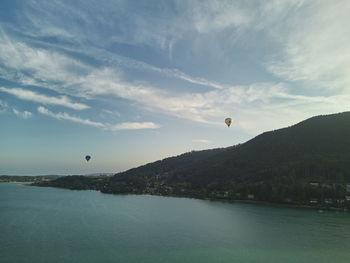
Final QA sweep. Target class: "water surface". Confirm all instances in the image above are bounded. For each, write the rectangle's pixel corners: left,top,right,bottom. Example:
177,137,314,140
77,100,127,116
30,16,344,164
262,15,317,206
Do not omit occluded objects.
1,183,350,262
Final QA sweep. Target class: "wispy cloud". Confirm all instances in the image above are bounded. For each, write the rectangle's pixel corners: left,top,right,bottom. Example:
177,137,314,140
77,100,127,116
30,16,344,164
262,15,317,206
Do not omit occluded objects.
266,1,350,93
160,68,224,90
13,108,32,119
0,87,89,110
38,106,104,127
0,32,344,135
188,1,251,33
109,122,159,131
192,139,211,144
1,0,349,136
0,99,32,118
37,106,159,131
78,68,338,129
0,99,8,112
0,31,91,96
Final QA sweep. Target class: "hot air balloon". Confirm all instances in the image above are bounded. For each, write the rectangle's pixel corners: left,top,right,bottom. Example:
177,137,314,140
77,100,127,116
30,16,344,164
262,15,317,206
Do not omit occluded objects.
225,118,232,127
85,155,91,162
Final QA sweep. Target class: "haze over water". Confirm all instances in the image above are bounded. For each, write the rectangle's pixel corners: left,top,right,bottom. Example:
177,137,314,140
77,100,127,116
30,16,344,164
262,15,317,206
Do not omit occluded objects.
1,182,350,263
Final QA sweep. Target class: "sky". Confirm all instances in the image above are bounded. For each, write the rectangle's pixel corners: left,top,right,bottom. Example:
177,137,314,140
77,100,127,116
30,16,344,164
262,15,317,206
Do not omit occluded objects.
1,0,350,175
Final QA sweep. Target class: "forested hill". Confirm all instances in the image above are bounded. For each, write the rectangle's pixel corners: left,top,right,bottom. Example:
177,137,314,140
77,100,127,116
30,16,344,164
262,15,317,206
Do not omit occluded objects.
35,112,350,208
174,111,350,187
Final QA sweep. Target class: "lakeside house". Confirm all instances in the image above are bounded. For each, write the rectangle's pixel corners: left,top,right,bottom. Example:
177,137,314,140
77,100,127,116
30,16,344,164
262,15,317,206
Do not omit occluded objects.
248,194,254,199
310,198,318,204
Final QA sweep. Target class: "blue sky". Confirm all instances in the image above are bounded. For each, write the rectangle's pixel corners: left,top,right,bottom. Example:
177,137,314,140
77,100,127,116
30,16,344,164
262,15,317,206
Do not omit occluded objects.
1,0,350,175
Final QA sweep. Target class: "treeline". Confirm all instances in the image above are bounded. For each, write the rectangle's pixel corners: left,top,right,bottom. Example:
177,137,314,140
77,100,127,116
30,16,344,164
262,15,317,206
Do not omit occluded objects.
0,175,61,182
34,175,109,190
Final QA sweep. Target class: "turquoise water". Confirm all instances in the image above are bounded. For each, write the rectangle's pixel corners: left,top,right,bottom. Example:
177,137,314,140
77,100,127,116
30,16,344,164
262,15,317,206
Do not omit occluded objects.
1,183,350,263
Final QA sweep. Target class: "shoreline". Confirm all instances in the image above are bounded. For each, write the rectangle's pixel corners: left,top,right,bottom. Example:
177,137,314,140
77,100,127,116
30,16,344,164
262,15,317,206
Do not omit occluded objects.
203,198,348,212
165,194,349,212
29,182,349,212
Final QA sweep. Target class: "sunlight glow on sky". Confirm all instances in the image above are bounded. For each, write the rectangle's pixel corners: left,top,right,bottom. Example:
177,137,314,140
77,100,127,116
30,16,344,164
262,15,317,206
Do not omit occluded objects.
1,0,350,175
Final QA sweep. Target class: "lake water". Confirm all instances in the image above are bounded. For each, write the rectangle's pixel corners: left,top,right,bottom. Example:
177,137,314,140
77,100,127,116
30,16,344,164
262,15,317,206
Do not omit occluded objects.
1,182,350,263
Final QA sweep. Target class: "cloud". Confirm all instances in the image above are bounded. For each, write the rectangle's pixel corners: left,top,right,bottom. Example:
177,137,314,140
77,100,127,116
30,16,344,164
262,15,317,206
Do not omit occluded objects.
84,47,228,91
0,99,8,108
109,122,159,130
0,31,92,96
266,1,350,93
37,106,159,131
159,68,224,90
0,32,224,125
79,67,338,129
0,32,344,135
187,0,252,33
0,99,8,112
0,87,89,110
0,29,217,96
192,139,211,144
1,1,349,136
37,106,104,127
13,108,32,119
42,63,340,134
0,99,32,118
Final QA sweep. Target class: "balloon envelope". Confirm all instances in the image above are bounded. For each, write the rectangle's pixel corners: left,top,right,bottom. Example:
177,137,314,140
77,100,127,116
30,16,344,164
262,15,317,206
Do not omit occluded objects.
85,155,91,162
225,118,232,127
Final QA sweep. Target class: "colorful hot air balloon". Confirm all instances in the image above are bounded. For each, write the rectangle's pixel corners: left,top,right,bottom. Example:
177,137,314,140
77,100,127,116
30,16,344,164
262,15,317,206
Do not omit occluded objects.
225,118,232,127
85,155,91,162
